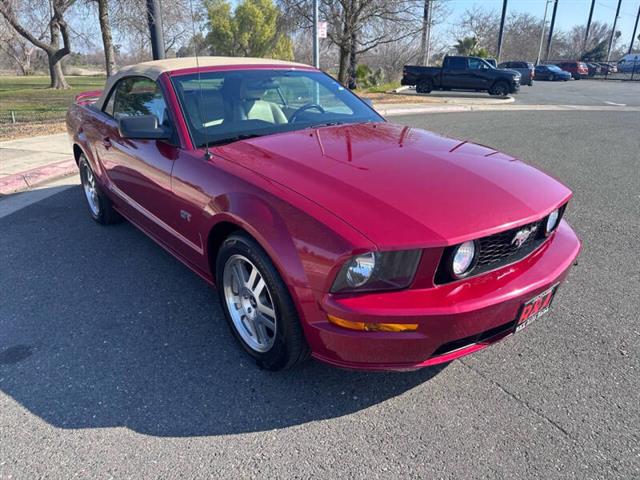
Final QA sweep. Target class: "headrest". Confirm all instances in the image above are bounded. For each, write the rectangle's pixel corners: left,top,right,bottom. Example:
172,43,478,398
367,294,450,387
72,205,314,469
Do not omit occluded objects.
240,79,278,100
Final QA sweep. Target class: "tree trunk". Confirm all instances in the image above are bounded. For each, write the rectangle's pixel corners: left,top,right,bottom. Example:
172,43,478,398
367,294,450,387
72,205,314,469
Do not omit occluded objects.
418,1,429,65
337,46,349,84
97,0,117,77
347,28,357,89
48,53,69,89
48,17,69,89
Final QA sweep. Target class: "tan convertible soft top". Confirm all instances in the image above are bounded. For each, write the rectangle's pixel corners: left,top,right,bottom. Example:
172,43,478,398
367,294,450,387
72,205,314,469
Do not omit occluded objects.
95,56,311,110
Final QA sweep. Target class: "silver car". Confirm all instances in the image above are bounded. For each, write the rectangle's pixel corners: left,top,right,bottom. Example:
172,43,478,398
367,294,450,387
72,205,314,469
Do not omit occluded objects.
498,61,534,86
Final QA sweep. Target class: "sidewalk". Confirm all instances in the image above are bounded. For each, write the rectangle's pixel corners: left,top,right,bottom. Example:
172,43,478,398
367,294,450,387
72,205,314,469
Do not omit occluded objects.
0,133,75,195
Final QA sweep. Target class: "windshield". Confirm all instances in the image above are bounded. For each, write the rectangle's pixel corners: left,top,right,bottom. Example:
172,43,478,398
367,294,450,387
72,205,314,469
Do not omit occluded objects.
547,65,562,72
171,69,383,148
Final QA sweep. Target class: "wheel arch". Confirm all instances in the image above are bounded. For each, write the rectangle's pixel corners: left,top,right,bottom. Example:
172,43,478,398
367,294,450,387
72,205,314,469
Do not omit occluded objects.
72,144,84,166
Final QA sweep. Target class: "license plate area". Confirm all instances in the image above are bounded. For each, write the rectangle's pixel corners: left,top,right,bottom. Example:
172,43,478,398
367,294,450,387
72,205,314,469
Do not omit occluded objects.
515,284,558,333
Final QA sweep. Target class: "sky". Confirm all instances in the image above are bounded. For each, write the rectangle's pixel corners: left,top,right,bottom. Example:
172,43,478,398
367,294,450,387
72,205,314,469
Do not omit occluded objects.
442,0,639,48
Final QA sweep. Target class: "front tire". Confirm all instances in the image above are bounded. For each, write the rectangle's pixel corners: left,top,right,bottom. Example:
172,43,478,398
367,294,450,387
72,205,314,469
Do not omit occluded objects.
489,81,509,96
78,155,120,225
216,233,310,371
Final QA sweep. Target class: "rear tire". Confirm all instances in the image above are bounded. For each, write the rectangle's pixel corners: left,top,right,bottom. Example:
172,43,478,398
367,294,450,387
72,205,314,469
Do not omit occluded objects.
416,79,433,94
78,154,121,225
216,233,310,371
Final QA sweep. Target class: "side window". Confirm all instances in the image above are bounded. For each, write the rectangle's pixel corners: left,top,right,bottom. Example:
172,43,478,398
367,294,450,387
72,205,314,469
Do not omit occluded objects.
103,91,115,116
108,77,170,126
448,57,467,70
469,58,484,70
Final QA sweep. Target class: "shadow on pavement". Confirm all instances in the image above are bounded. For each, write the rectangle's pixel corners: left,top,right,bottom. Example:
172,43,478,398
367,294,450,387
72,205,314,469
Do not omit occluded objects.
0,187,445,437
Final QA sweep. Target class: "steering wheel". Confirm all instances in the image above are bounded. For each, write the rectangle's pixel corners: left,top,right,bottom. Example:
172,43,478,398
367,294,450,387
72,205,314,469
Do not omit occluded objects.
289,103,325,123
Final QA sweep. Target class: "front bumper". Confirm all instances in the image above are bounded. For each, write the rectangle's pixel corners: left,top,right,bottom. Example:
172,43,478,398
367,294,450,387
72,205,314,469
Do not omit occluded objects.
306,220,581,371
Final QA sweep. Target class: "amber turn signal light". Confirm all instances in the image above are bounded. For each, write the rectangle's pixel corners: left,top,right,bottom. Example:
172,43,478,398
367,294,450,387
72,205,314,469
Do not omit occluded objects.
327,315,418,332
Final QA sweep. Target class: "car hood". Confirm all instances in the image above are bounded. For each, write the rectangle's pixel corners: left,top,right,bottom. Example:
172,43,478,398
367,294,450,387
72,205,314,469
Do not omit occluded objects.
217,122,571,248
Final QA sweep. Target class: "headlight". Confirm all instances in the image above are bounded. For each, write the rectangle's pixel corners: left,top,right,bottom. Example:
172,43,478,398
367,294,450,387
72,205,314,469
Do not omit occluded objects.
331,250,422,293
451,241,477,277
345,252,376,288
546,209,560,235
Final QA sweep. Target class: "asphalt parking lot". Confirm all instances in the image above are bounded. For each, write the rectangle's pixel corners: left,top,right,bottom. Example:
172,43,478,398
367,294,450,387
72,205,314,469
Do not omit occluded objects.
1,110,639,478
515,78,640,106
401,78,640,107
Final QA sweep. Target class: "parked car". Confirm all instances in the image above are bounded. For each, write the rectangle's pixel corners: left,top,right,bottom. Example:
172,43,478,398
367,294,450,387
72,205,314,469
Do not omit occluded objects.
498,61,535,86
402,56,521,96
66,57,580,371
556,61,589,79
585,63,601,76
617,54,640,73
534,64,571,81
485,58,498,68
596,62,617,74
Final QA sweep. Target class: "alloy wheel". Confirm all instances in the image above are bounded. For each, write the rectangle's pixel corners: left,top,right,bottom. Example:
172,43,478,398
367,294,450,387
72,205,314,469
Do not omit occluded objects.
81,161,100,217
222,254,278,353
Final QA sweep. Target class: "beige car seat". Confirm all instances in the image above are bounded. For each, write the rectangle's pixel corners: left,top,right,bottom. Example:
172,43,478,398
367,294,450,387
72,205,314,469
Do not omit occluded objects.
239,82,288,124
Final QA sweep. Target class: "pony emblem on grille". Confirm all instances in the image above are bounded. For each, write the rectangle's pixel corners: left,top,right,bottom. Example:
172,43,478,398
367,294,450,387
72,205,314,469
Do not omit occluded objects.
511,226,538,248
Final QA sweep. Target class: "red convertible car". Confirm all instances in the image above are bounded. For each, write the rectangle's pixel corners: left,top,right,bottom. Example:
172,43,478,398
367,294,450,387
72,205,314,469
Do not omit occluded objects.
67,57,581,371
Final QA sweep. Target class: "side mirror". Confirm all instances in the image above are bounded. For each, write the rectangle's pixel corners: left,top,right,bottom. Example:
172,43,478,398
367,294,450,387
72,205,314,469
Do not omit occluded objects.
363,98,374,107
118,115,171,140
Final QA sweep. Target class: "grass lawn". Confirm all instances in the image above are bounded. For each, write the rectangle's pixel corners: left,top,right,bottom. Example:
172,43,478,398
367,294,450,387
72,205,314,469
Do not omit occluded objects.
0,75,106,140
0,75,106,120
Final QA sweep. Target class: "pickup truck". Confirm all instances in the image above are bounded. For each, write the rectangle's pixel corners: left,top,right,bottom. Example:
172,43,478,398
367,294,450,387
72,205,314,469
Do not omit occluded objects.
401,56,521,96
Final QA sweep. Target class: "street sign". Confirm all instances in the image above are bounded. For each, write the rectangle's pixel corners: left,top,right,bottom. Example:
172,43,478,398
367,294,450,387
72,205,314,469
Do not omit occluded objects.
318,21,327,39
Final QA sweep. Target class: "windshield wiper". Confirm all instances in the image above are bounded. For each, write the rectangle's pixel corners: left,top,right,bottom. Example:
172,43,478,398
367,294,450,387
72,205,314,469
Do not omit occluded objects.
202,133,266,148
307,121,344,129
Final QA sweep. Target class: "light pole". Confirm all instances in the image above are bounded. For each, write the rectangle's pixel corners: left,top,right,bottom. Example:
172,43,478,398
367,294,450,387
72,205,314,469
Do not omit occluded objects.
606,0,622,62
536,0,552,65
583,0,596,53
146,0,165,60
425,0,433,65
544,0,559,62
312,0,319,68
496,0,508,62
629,3,640,55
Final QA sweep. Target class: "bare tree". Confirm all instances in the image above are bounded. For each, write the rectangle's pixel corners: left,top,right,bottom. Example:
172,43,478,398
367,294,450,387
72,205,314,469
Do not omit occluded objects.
0,14,35,74
0,0,76,88
111,0,195,60
280,0,421,86
88,0,116,76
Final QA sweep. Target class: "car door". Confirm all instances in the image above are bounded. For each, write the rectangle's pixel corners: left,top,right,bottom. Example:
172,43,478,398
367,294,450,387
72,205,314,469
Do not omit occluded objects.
441,57,468,89
97,76,183,249
466,58,492,89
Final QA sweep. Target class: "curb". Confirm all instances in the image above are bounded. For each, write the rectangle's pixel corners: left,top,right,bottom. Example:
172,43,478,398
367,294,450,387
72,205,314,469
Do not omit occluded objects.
0,158,77,195
378,103,640,117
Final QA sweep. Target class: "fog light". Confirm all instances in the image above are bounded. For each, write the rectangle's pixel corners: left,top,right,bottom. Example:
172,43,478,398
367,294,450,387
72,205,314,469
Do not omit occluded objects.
327,315,418,332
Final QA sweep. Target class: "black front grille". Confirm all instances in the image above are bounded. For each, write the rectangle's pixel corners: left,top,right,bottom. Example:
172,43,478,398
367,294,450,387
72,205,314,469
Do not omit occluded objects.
435,206,565,284
475,218,545,268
